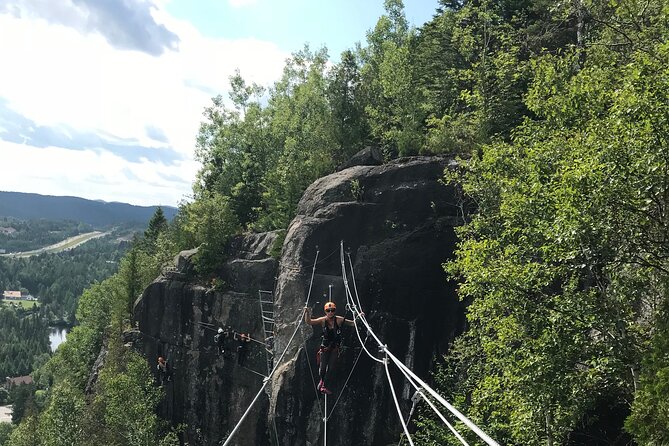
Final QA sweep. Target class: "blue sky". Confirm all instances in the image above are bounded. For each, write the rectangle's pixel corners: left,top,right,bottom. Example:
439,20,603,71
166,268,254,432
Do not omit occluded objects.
0,0,438,207
166,0,437,58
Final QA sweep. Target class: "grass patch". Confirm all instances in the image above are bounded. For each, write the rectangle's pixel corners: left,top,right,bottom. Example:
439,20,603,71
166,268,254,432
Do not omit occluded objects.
0,299,40,309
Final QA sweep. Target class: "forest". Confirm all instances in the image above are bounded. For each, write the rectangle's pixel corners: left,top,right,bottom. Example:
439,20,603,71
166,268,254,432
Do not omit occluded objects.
0,308,49,380
0,233,128,323
0,223,133,435
3,0,669,444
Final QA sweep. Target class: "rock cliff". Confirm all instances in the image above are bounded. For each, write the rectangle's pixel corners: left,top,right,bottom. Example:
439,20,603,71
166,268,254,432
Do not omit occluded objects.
133,155,467,445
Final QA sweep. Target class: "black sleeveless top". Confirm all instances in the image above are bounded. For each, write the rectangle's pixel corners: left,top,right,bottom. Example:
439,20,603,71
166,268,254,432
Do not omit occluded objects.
321,317,342,347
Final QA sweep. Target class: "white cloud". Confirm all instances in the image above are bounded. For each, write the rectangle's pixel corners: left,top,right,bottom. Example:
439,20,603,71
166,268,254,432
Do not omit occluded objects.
0,140,199,206
0,2,288,206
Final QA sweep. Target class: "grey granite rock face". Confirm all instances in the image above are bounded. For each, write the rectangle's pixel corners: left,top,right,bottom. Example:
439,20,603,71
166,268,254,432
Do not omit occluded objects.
133,156,467,445
133,231,280,446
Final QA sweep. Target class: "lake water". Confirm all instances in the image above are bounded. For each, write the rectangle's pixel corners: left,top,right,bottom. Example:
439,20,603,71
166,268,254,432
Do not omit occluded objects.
49,327,68,352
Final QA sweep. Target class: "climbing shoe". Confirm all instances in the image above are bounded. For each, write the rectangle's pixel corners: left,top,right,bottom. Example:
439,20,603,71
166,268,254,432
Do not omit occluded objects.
318,380,333,395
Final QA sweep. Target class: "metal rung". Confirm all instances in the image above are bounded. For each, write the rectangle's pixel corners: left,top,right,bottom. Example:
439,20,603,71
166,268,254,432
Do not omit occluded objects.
258,289,275,375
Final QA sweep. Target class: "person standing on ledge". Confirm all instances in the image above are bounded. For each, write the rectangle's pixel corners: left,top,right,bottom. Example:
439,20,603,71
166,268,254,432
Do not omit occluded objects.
304,302,361,394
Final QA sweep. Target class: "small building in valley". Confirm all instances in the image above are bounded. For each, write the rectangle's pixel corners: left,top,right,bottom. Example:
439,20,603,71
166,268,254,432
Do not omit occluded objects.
0,227,16,235
2,291,21,299
4,376,33,390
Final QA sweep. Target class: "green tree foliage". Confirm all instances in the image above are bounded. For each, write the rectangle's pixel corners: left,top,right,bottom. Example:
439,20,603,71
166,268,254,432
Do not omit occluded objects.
327,49,368,162
361,0,424,158
9,383,36,425
625,302,669,444
5,416,38,446
431,1,669,444
193,46,348,235
260,46,339,228
0,309,49,378
194,71,270,229
37,381,86,446
0,422,14,446
181,193,240,272
415,0,587,155
143,207,168,245
91,348,163,446
41,278,119,391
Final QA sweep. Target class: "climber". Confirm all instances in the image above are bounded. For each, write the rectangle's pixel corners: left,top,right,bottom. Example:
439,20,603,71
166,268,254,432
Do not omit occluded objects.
235,332,252,366
304,302,362,394
214,327,226,355
156,356,172,386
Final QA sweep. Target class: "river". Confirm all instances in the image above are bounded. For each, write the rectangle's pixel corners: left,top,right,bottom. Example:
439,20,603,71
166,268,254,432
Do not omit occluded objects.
49,327,68,352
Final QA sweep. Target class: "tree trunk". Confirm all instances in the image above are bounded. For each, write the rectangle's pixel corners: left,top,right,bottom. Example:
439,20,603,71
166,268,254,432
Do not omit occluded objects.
546,410,554,446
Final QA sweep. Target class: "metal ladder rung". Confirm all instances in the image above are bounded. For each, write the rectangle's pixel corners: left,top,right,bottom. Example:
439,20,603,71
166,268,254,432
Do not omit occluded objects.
259,289,276,375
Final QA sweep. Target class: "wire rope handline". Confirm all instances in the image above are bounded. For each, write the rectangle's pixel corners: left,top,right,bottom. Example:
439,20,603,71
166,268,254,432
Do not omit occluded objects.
384,346,497,446
339,241,383,364
391,357,470,446
240,365,269,379
339,241,499,446
346,251,365,312
222,249,321,446
384,348,415,446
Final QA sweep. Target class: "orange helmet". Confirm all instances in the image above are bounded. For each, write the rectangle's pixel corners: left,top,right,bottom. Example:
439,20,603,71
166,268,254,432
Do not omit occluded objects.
324,302,336,312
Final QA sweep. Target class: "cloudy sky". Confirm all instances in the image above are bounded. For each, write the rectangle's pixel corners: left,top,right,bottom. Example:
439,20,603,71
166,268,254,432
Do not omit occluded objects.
0,0,437,207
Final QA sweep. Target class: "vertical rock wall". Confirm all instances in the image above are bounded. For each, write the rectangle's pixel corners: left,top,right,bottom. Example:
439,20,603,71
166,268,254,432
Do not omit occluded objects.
133,155,467,445
269,156,466,445
133,232,280,446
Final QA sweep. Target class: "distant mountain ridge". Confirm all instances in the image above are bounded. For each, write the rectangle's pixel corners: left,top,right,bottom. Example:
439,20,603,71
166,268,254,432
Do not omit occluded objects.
0,191,178,227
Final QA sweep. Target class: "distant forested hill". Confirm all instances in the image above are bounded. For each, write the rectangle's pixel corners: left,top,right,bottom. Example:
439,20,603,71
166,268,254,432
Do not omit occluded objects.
0,191,177,227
